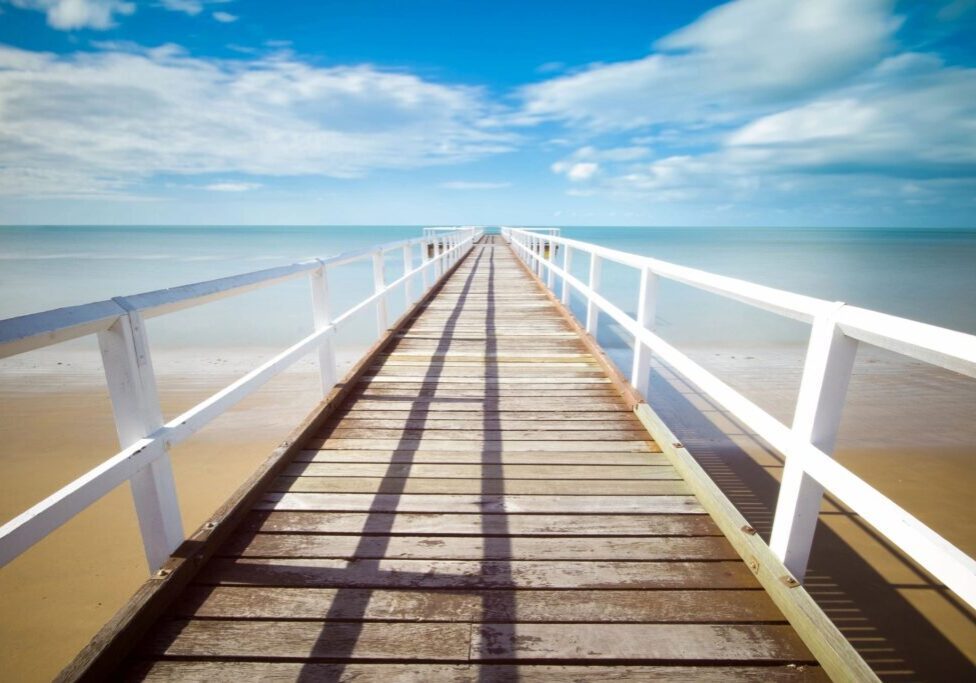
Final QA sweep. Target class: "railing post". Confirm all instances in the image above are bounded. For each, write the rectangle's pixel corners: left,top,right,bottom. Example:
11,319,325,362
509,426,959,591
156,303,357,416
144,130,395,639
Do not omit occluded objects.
97,304,183,573
561,245,573,304
372,249,388,335
309,264,338,394
770,303,858,581
630,266,659,397
421,239,432,290
546,239,555,290
585,254,602,335
402,244,414,305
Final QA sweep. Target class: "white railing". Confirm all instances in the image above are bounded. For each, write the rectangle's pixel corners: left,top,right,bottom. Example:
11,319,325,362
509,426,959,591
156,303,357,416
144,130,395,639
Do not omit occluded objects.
0,227,481,573
502,226,976,609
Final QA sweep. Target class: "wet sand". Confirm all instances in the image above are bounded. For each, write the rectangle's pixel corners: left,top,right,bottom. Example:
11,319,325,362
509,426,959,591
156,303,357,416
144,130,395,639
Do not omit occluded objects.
1,345,974,680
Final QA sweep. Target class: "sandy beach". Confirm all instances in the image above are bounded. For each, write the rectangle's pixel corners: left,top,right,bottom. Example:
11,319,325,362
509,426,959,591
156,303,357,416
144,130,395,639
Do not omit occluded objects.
1,343,974,680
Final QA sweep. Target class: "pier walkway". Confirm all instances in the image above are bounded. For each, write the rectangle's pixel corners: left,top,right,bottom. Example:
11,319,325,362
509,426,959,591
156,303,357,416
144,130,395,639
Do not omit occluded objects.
67,237,830,680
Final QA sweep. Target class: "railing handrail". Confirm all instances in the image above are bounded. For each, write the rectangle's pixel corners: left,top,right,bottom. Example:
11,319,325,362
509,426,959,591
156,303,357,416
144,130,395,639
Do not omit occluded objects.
501,226,976,611
0,236,434,360
501,228,976,378
0,227,482,572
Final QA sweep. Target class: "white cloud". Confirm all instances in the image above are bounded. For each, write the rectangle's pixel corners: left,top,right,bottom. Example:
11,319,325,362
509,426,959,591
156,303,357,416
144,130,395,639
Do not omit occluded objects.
439,181,511,190
726,56,976,177
212,10,235,22
0,44,513,197
551,160,599,182
520,0,899,131
8,0,134,29
203,182,261,192
159,0,201,15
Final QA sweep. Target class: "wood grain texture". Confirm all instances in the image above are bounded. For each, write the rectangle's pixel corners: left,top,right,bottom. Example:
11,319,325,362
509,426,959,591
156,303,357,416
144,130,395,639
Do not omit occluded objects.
126,662,829,682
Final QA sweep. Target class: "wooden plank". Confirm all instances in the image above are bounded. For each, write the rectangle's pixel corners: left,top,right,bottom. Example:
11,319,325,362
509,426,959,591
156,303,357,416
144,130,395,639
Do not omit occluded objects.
221,533,734,560
360,376,613,384
197,558,761,589
127,662,829,682
309,438,655,453
142,620,469,659
174,585,781,622
320,428,652,441
325,417,645,430
257,493,704,514
270,476,688,495
281,463,674,480
470,623,815,662
334,409,633,421
341,400,629,412
295,450,666,465
353,385,622,396
240,511,720,536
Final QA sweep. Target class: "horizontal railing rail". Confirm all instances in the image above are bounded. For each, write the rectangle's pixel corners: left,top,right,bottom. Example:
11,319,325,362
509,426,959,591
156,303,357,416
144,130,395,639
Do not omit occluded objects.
0,227,482,572
501,226,976,610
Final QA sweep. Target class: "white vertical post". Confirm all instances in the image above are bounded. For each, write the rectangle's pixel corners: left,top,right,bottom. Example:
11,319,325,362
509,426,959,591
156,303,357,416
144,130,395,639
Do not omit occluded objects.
402,244,414,305
630,267,659,397
561,245,573,304
546,239,555,290
535,236,542,276
309,264,338,394
770,303,858,581
97,305,183,573
585,254,602,335
372,249,388,335
421,239,432,289
435,239,444,278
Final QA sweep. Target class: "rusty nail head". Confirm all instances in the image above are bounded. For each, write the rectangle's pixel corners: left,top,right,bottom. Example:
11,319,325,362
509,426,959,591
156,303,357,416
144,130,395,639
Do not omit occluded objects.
741,525,757,535
781,575,800,588
672,442,684,449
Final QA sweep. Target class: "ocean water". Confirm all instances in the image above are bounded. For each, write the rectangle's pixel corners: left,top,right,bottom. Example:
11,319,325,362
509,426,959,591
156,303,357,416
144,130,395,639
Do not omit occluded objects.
1,226,974,356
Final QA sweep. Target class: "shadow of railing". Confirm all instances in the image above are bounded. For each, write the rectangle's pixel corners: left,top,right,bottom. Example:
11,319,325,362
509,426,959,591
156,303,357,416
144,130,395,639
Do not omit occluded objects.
646,362,975,680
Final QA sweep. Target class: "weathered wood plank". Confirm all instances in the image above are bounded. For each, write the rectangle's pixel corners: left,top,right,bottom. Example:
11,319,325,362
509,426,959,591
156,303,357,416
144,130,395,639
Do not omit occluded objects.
197,558,761,589
334,409,632,421
282,463,674,480
271,476,687,495
240,511,720,537
324,417,645,431
342,400,630,412
295,450,666,465
310,438,655,453
174,586,781,622
470,623,815,662
257,493,704,514
321,428,652,441
142,620,469,659
220,532,734,560
126,662,829,682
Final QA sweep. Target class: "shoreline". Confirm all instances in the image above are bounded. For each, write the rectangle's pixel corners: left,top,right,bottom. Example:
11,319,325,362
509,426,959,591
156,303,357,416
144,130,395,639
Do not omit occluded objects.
1,343,974,679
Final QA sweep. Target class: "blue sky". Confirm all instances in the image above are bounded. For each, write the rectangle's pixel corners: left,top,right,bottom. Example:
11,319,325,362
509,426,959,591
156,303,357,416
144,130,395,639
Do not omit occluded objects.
0,0,974,226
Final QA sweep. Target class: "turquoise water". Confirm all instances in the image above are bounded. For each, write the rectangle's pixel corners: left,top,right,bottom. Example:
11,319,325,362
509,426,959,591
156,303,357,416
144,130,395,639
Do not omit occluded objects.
1,226,974,352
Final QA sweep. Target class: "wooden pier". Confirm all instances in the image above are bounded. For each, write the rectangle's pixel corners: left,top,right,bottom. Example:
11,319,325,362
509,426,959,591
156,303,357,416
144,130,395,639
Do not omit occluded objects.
59,236,839,681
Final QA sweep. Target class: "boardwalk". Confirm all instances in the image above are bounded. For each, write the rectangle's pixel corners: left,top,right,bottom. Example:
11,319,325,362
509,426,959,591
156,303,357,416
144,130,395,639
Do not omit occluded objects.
76,237,827,680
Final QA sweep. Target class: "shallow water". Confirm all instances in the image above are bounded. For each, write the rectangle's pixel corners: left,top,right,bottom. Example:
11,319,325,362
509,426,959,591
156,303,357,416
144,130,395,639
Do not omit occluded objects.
2,225,974,350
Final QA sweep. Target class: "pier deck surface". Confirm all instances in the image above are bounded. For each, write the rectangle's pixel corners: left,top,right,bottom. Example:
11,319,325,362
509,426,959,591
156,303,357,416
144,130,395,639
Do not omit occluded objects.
108,237,826,680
